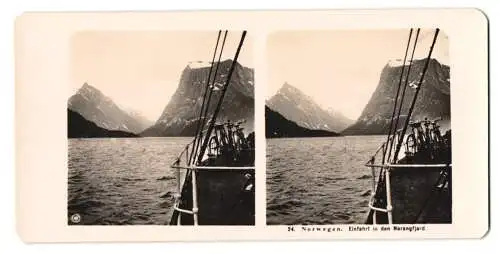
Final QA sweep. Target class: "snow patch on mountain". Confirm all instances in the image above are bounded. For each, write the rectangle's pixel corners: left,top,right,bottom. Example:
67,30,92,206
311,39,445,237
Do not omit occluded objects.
141,60,254,137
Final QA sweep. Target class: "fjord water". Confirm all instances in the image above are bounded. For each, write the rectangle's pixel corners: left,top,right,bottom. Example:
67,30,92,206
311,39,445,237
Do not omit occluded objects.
68,137,191,225
266,135,386,225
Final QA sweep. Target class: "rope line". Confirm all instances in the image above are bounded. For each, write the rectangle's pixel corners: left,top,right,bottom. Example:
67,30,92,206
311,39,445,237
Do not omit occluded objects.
393,29,440,161
188,30,222,165
197,31,247,164
387,28,421,162
170,30,249,226
368,28,442,225
382,29,414,164
192,31,229,162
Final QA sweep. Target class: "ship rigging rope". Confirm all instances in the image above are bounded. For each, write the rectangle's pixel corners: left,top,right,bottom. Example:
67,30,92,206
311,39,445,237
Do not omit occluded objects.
393,28,440,162
371,29,436,224
188,30,222,165
192,31,229,162
386,28,421,162
197,31,247,164
382,29,414,165
375,29,416,198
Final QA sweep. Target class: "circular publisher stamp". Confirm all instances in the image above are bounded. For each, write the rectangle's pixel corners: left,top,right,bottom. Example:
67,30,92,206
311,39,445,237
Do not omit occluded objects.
70,213,81,223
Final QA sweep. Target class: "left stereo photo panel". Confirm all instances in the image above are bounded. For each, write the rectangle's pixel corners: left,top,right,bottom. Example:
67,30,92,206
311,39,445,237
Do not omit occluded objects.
67,30,255,225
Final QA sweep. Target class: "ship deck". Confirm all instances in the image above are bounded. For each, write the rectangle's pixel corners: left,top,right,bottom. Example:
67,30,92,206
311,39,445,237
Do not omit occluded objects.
366,146,452,224
366,164,451,224
169,150,255,225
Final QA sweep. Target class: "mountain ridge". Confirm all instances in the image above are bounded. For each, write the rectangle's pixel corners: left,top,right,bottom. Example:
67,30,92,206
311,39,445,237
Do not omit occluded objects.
265,106,339,138
141,60,255,137
67,109,138,138
68,83,150,134
343,58,450,135
267,82,353,133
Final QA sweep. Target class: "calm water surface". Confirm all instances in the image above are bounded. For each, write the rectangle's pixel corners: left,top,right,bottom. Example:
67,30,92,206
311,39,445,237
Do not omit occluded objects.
68,137,190,225
266,135,386,225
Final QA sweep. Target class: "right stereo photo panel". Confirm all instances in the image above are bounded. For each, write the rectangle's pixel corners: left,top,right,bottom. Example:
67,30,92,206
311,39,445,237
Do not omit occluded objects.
265,29,451,225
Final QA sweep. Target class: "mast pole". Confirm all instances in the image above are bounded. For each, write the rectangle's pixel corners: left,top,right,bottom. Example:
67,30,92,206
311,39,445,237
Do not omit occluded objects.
393,28,440,162
386,28,421,162
188,30,222,165
382,28,413,165
192,31,229,160
197,31,247,164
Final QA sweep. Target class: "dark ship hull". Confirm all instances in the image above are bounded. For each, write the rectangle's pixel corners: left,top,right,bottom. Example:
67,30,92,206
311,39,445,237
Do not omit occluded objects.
365,142,452,224
169,149,255,225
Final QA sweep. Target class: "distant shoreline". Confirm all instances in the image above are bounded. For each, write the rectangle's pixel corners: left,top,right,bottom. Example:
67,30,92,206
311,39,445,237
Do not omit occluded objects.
266,134,388,140
67,136,195,139
266,135,341,139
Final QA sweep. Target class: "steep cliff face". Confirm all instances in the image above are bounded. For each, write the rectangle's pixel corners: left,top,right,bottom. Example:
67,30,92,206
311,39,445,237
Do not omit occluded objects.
67,109,138,138
267,83,353,132
68,83,150,134
141,60,254,137
343,58,450,135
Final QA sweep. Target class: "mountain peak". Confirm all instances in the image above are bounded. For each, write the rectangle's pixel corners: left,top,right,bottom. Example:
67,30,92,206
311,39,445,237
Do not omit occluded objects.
78,82,97,92
343,56,450,135
69,83,150,134
267,82,352,132
76,82,104,100
80,82,97,91
277,82,318,106
278,82,303,96
142,59,254,137
281,82,294,89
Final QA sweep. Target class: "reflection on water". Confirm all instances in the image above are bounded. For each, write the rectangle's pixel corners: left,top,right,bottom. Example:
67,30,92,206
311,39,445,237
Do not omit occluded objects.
266,135,385,225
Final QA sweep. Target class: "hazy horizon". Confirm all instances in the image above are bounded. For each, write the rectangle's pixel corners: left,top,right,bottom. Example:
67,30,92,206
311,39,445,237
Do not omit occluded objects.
267,29,449,120
70,31,253,121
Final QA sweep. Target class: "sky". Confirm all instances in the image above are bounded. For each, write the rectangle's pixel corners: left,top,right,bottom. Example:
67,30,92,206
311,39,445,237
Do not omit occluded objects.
70,30,253,121
266,29,449,120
